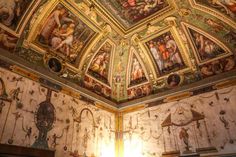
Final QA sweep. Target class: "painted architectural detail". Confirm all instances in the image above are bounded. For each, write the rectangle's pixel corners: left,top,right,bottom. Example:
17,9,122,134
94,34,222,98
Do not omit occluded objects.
185,25,230,64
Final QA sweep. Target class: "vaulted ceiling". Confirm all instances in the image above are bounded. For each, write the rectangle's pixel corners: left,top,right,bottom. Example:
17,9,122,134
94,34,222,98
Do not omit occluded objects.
0,0,235,108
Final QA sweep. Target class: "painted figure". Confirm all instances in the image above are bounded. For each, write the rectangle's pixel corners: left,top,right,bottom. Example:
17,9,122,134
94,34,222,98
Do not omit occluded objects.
131,58,144,82
190,30,225,62
38,4,95,62
88,43,111,83
210,0,236,17
147,32,184,74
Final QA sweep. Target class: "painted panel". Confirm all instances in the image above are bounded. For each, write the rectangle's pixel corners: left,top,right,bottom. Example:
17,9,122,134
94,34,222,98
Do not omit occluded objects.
100,0,169,27
36,4,96,63
87,42,112,85
146,31,185,75
129,54,148,87
0,0,33,29
189,28,227,63
194,0,236,21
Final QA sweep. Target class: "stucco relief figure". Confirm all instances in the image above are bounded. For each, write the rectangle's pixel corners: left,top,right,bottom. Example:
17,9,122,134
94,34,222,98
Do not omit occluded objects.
38,4,95,63
147,32,185,75
0,29,17,49
0,0,31,28
190,29,226,62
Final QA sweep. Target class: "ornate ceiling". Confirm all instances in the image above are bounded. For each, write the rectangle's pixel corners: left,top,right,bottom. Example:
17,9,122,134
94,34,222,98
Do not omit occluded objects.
0,0,235,108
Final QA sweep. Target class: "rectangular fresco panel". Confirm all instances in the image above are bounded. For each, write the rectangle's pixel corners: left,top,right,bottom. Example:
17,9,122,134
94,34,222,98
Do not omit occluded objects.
36,4,96,63
146,31,185,75
195,0,236,20
100,0,169,27
0,0,33,29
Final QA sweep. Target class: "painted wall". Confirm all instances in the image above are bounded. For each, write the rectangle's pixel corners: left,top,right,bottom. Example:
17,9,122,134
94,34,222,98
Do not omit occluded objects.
0,67,116,157
123,86,236,157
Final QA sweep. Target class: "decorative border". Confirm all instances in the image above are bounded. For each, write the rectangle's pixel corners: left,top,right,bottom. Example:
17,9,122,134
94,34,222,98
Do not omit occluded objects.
181,22,232,65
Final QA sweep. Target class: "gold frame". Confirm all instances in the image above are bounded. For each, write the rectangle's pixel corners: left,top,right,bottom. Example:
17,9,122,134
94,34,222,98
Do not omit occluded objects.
181,22,233,65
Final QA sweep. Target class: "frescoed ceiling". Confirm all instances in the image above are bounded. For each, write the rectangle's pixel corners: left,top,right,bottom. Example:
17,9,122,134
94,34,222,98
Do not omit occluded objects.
0,0,235,108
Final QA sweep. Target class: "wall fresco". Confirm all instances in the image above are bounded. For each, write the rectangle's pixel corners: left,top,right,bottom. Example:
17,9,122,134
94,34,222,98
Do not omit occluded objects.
0,67,115,157
123,85,236,156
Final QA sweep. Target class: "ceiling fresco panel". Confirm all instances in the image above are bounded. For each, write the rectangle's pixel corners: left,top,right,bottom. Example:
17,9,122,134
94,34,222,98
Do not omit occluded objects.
0,0,33,29
0,0,41,35
87,41,113,86
182,23,232,65
99,0,170,28
30,2,96,64
127,49,148,87
194,0,236,21
145,31,186,76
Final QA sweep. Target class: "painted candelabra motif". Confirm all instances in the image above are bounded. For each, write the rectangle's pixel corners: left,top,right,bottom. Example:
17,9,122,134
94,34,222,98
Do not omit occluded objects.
99,0,169,26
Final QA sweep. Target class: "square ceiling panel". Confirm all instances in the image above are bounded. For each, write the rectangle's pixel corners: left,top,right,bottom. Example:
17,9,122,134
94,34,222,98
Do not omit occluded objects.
98,0,171,30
